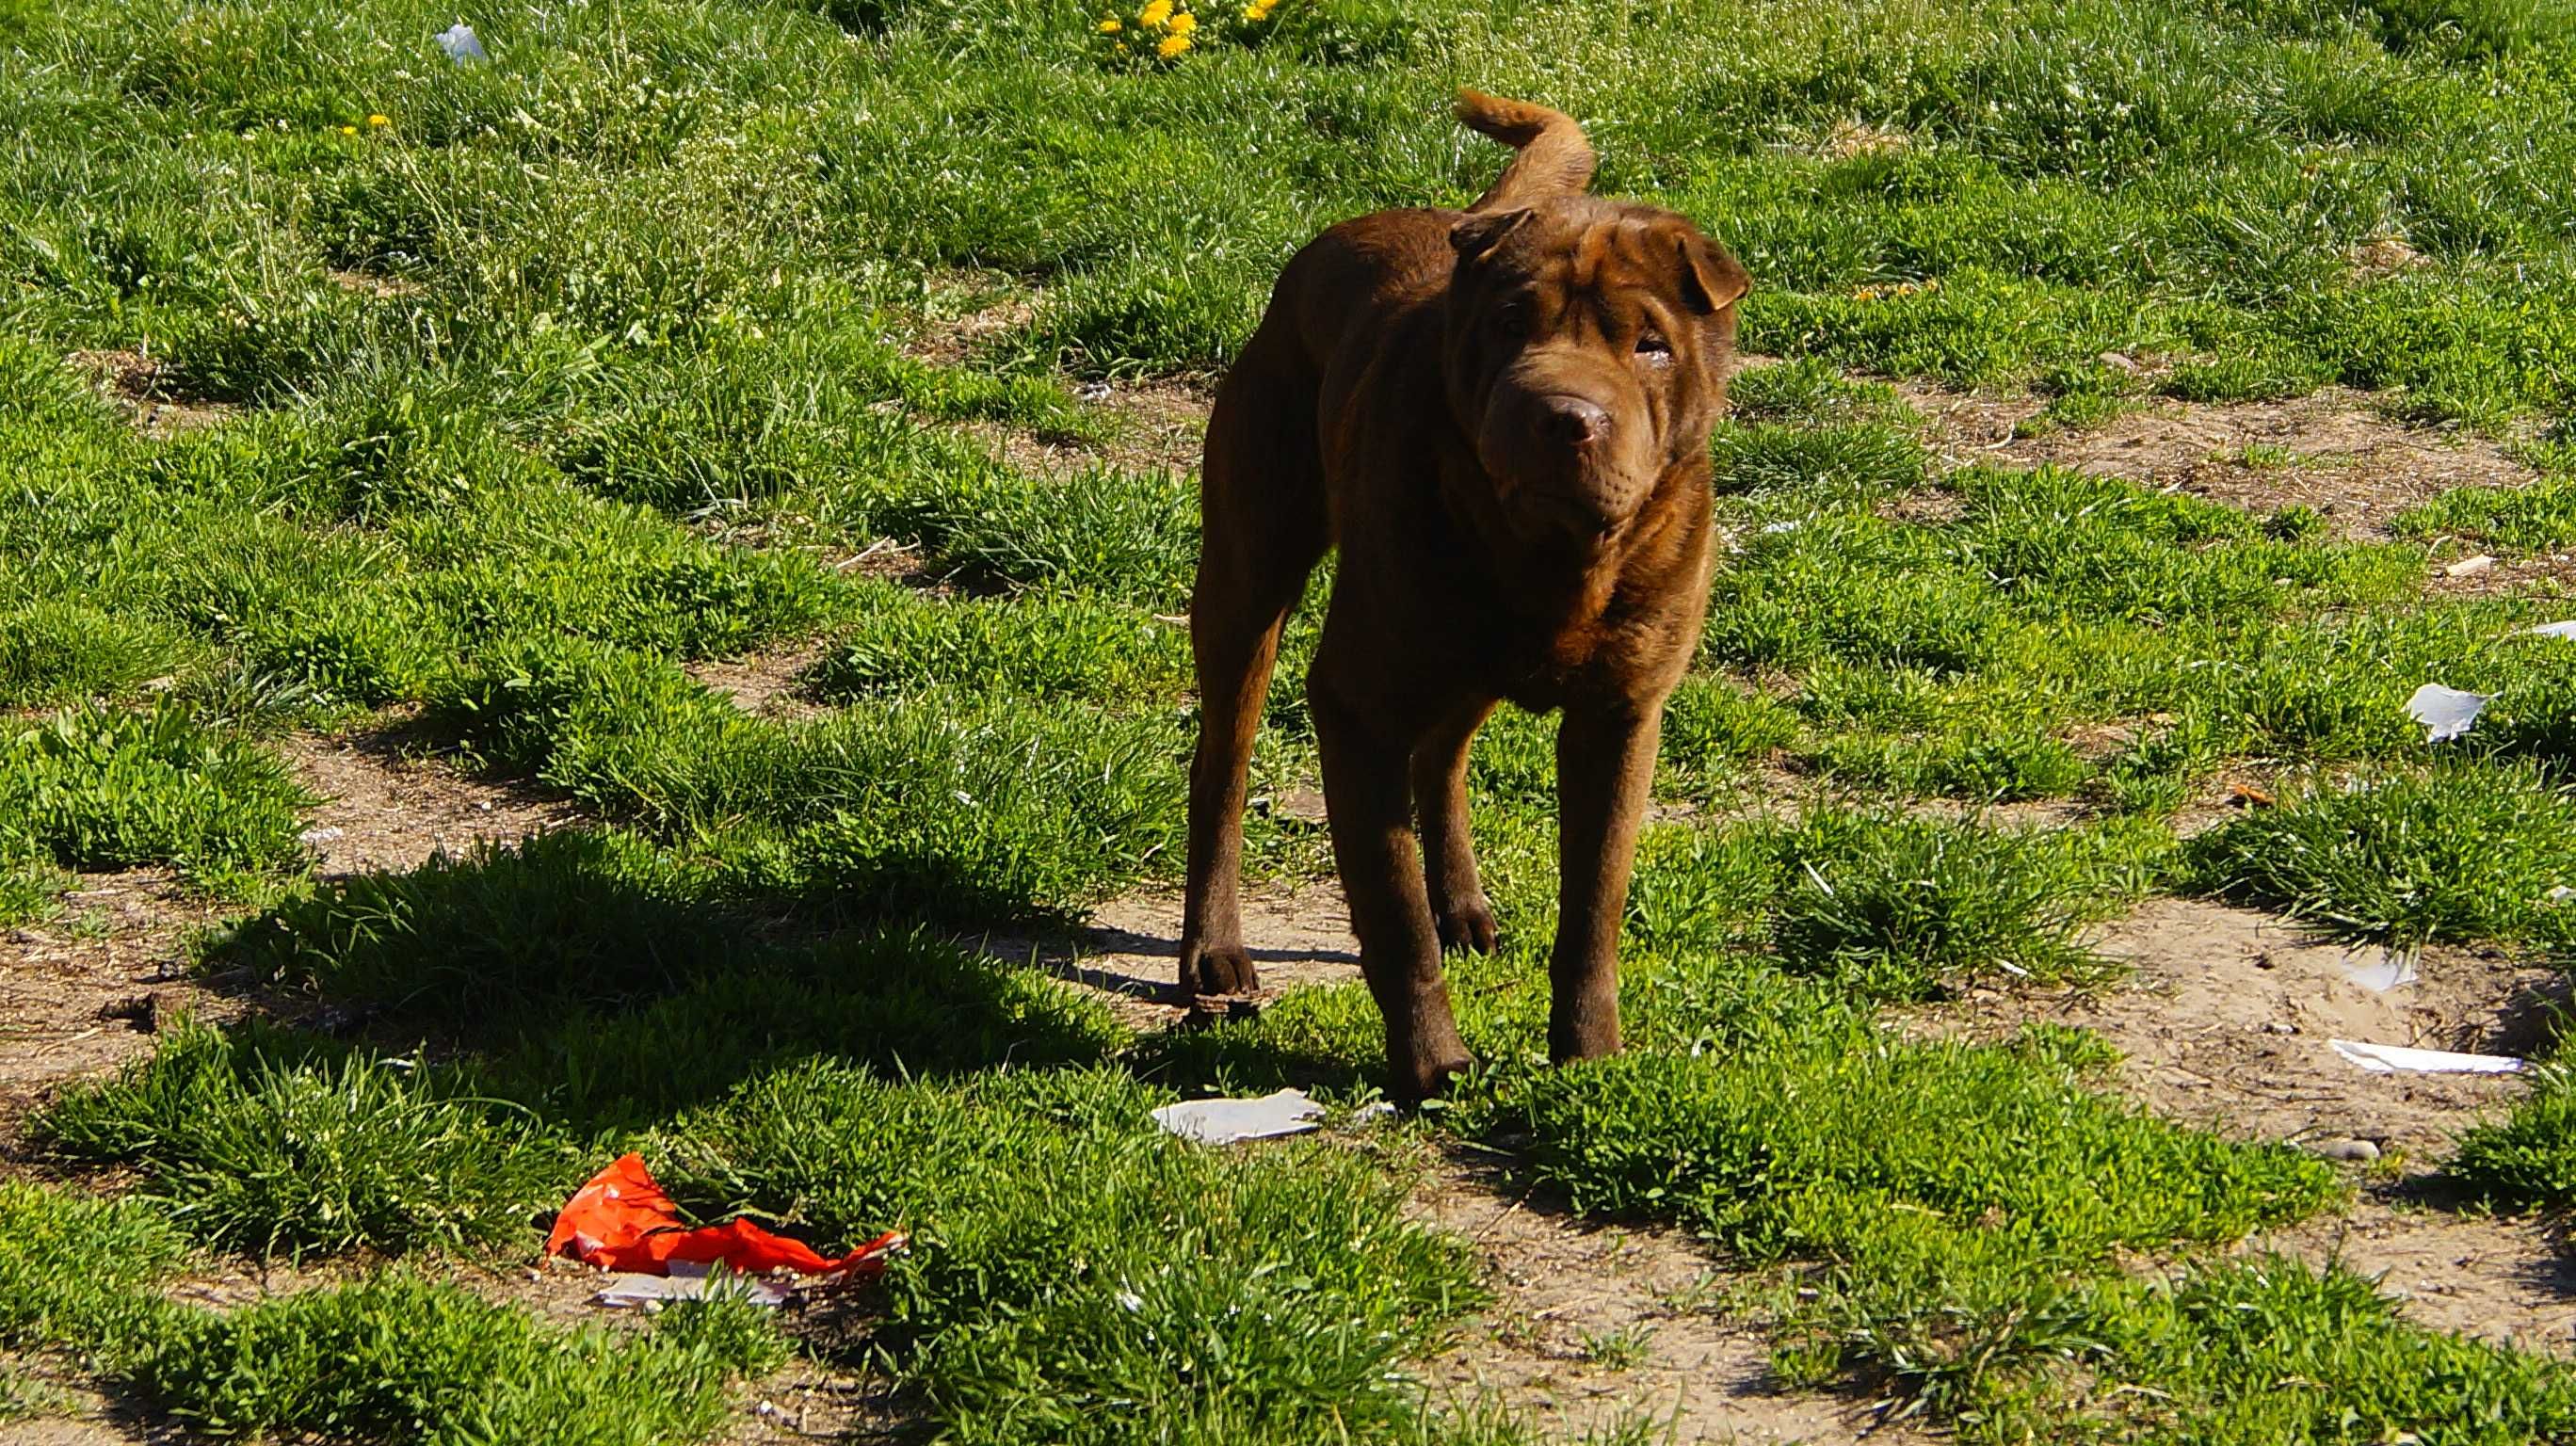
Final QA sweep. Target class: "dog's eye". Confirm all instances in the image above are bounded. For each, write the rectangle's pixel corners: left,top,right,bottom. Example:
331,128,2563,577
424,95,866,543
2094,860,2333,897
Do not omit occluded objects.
1634,330,1673,359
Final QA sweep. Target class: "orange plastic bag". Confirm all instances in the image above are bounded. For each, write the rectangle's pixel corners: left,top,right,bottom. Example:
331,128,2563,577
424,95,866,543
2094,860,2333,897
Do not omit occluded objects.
547,1153,905,1278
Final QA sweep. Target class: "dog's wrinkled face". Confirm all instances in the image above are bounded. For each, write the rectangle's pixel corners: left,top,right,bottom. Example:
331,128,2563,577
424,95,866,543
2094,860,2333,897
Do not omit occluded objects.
1442,200,1748,544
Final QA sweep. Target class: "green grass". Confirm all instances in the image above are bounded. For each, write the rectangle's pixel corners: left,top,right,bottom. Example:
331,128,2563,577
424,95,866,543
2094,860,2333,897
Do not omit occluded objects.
40,1018,576,1259
2448,1065,2576,1210
666,1063,1478,1446
131,1273,784,1446
0,1179,780,1445
2182,760,2576,948
0,1180,192,1359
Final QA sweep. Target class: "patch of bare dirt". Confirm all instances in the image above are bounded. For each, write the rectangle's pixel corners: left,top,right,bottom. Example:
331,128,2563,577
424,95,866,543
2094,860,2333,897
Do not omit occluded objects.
0,1374,170,1444
2252,1206,2576,1355
2348,235,2431,280
1413,1163,1928,1444
909,273,1213,479
327,267,424,299
950,374,1211,483
62,349,233,440
911,274,1043,369
1079,375,1213,474
0,870,227,1128
2423,549,2576,600
687,642,832,723
1897,384,2536,539
0,727,579,1134
718,1362,910,1444
281,722,573,878
1811,119,1911,161
1874,487,1966,525
1924,896,2576,1349
1939,897,2552,1164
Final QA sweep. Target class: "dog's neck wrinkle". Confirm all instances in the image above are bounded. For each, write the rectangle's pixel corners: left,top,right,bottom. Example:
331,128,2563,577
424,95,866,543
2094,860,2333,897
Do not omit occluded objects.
1436,454,1698,653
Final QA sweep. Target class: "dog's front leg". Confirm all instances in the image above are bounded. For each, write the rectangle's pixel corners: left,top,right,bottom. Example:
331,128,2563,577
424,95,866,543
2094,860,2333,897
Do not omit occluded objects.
1548,701,1664,1063
1311,663,1472,1103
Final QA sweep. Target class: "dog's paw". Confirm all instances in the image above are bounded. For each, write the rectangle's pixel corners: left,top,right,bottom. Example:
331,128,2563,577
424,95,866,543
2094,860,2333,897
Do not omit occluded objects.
1390,1043,1473,1107
1180,940,1262,997
1434,897,1500,956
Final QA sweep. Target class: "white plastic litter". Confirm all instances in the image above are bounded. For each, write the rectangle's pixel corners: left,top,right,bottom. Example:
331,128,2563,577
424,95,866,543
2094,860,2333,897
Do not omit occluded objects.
2339,948,2418,993
2527,620,2576,639
2406,683,2489,743
1151,1089,1390,1145
435,22,487,63
1153,1088,1326,1144
595,1261,787,1309
2444,554,2496,578
2329,1039,2529,1076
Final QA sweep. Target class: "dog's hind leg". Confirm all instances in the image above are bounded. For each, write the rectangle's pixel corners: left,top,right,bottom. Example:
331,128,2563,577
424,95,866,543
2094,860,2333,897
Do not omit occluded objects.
1178,338,1327,999
1412,698,1499,955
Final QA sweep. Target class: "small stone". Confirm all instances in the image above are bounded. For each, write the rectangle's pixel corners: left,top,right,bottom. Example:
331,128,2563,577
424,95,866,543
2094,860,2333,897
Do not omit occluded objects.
1276,787,1329,823
2308,1137,2381,1163
2263,1020,2297,1035
2098,350,2141,374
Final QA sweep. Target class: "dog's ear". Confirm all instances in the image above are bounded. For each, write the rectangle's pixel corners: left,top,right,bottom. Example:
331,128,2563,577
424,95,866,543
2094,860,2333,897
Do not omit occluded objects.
1451,207,1533,264
1675,233,1749,314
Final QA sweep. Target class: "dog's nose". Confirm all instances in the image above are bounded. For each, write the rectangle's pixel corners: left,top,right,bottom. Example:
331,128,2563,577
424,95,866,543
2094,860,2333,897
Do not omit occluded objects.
1539,395,1610,449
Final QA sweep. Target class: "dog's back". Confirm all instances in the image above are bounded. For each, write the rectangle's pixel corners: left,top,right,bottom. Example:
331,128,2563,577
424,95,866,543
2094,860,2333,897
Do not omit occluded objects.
1247,92,1597,411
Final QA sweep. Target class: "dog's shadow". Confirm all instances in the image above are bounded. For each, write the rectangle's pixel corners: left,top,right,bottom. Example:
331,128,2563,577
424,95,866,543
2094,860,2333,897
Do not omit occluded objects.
974,905,1363,1005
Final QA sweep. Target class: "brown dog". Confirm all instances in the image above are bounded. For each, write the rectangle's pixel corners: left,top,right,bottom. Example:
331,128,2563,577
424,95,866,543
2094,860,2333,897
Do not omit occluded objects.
1179,90,1748,1101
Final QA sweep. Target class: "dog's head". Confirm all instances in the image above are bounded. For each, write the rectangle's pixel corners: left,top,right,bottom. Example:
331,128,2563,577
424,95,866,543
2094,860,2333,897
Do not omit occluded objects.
1442,199,1747,544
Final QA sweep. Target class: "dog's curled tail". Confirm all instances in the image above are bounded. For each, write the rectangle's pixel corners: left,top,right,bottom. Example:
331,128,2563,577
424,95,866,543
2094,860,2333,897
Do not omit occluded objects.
1456,89,1596,213
1453,89,1586,212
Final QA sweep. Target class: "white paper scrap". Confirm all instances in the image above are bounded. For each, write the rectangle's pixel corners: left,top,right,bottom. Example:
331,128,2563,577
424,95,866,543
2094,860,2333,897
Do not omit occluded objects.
2406,683,2489,744
1152,1088,1327,1144
2340,949,2418,993
2330,1039,2528,1076
2526,620,2576,639
1147,1089,1398,1144
435,22,487,63
595,1264,787,1309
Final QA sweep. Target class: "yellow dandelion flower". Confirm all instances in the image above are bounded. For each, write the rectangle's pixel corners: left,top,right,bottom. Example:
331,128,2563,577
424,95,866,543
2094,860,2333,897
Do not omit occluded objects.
338,124,358,135
1138,0,1173,26
1157,31,1191,56
1168,10,1196,32
1099,16,1121,29
367,113,390,126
